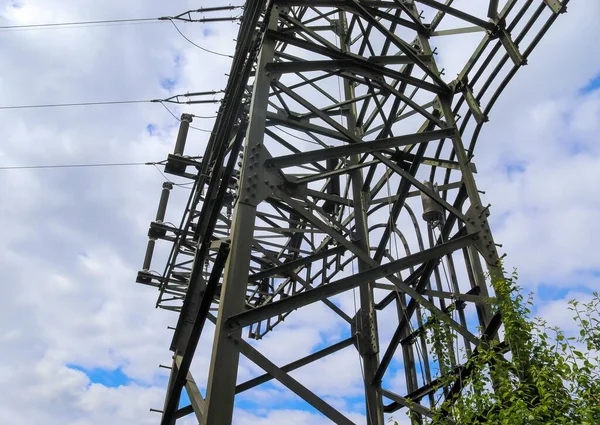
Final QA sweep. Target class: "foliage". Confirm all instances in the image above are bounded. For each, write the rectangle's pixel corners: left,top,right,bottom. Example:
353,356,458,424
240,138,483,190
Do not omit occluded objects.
394,267,600,425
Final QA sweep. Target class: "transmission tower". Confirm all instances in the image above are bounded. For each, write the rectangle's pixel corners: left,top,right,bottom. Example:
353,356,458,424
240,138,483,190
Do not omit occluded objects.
136,1,569,424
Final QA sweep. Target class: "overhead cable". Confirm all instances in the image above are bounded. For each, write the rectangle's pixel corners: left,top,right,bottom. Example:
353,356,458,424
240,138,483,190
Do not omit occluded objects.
0,6,242,31
0,161,160,170
0,91,223,111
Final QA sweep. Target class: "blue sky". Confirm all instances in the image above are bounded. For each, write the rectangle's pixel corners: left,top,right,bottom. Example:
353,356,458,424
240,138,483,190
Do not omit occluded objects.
0,1,600,425
68,365,133,388
581,73,600,94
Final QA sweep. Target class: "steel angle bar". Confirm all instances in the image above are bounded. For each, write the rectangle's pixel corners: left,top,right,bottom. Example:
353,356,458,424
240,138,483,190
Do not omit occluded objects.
381,389,442,421
265,128,454,170
249,241,352,323
237,338,355,425
372,152,467,222
488,0,500,19
374,263,427,311
161,243,230,425
291,160,378,185
270,81,358,141
266,29,446,94
415,0,495,30
226,233,477,331
365,6,423,32
266,111,346,141
236,337,354,393
248,245,346,282
174,355,205,423
378,81,446,128
349,0,449,90
174,405,194,420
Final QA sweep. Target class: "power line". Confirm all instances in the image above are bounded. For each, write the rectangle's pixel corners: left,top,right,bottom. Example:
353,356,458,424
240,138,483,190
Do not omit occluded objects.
159,102,214,133
0,18,158,31
168,19,233,58
0,161,160,171
0,99,149,110
0,6,243,31
0,95,221,111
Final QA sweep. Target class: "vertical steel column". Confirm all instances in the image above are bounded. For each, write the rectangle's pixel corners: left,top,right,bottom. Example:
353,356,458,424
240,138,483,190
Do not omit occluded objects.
439,98,498,315
410,0,497,327
201,7,279,425
338,11,385,425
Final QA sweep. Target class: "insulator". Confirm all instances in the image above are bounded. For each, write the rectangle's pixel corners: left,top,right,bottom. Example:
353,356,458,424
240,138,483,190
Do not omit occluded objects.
156,182,174,223
421,181,443,224
142,239,156,271
173,113,193,156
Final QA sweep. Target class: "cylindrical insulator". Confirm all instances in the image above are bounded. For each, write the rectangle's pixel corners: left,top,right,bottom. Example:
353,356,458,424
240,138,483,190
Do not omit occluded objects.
421,181,444,224
142,239,156,271
173,113,193,156
156,182,174,222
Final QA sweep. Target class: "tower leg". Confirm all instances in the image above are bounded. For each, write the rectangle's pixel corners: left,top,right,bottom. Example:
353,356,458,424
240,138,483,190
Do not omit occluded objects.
201,6,279,425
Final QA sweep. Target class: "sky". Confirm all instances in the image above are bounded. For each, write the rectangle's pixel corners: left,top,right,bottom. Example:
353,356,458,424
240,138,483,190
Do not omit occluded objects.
0,1,599,424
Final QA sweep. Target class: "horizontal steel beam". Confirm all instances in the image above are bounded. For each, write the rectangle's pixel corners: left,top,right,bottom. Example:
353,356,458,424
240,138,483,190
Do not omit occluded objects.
226,232,478,331
265,128,455,170
248,245,346,282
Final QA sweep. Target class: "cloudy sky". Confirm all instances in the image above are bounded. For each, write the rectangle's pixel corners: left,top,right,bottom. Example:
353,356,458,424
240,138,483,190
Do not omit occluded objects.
0,1,599,424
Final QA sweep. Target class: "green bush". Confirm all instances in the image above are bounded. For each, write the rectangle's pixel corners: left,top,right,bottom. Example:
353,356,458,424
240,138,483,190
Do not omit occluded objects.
393,267,600,425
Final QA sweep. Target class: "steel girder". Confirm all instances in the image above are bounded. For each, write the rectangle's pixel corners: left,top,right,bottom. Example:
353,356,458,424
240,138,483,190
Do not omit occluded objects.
136,0,569,424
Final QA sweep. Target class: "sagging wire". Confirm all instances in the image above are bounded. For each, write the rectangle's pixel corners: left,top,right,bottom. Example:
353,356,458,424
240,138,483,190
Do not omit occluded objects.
168,19,234,58
159,102,215,134
151,163,195,190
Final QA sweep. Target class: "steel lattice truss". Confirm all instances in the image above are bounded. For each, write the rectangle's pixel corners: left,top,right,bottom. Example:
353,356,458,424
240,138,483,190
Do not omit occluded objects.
136,1,569,424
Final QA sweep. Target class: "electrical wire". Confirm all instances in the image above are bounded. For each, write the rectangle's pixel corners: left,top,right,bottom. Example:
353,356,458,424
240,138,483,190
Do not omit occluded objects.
159,102,214,133
0,161,159,170
0,98,217,134
0,6,244,32
151,164,195,189
0,17,159,31
0,99,149,110
168,19,233,58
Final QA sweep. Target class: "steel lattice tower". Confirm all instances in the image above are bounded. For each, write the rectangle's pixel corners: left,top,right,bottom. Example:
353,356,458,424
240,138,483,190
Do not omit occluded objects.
136,1,569,424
